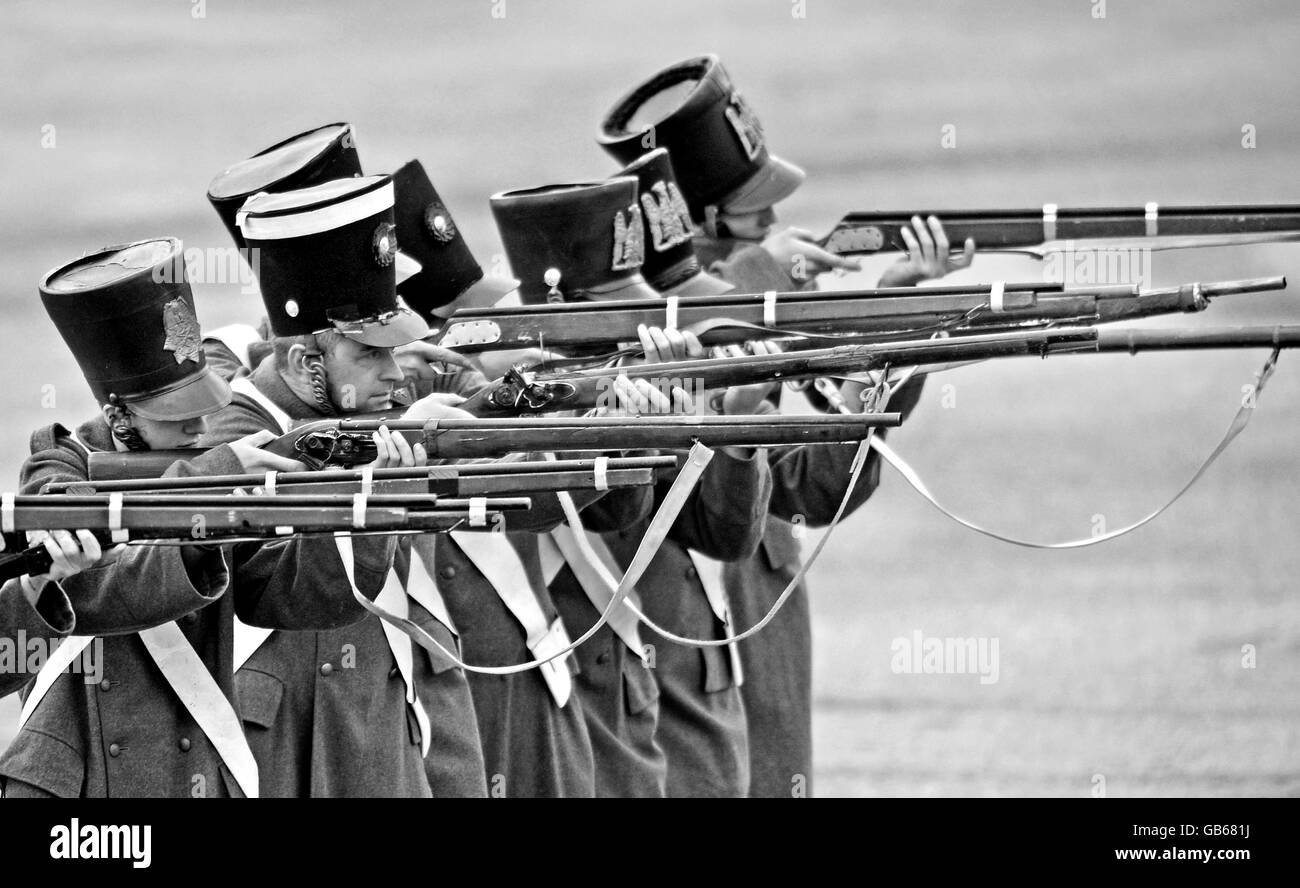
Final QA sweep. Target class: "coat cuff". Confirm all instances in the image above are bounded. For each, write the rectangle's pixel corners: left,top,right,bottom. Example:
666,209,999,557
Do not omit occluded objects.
700,447,770,528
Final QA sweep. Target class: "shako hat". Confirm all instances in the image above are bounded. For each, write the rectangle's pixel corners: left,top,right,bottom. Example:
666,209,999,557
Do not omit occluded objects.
392,159,518,322
597,55,805,222
237,175,430,347
615,148,731,296
490,177,660,305
39,237,232,421
208,122,362,249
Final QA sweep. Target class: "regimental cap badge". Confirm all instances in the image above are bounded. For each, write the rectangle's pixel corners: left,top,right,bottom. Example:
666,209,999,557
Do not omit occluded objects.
640,179,695,252
724,90,764,161
611,203,645,271
423,202,457,243
373,221,398,266
162,297,202,365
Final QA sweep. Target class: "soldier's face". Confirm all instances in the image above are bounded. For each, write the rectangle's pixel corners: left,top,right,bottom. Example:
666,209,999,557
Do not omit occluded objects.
322,336,405,412
718,205,777,240
132,414,209,449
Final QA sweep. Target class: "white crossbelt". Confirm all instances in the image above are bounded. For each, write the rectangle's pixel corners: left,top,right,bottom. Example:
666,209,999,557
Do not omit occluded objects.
19,623,259,798
335,535,432,756
685,550,744,686
540,518,647,663
449,532,572,707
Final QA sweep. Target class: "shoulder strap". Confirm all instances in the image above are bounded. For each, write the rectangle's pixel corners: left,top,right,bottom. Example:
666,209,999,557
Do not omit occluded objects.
543,523,646,663
18,635,93,728
448,532,572,707
228,376,291,670
685,550,744,686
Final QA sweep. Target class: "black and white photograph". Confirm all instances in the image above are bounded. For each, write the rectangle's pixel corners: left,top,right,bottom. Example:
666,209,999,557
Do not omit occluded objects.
0,0,1292,854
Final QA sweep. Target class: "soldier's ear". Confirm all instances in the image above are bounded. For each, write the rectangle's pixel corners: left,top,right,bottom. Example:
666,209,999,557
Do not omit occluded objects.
283,343,314,381
99,403,116,427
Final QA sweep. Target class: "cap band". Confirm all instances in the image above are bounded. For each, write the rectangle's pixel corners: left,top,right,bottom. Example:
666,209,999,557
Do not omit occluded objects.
239,181,394,240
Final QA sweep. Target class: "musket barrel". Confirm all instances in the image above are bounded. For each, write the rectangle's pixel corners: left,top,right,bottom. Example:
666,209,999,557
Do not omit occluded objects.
55,456,677,493
6,494,530,509
1195,275,1287,296
1092,325,1300,353
420,415,899,457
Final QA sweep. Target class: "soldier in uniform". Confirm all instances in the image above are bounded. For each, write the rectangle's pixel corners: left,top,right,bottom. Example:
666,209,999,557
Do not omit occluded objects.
0,237,392,798
598,55,966,796
492,176,778,797
211,139,643,795
198,172,497,797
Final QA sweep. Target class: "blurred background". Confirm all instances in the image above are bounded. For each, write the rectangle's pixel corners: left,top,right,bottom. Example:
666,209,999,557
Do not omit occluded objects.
1,0,1297,795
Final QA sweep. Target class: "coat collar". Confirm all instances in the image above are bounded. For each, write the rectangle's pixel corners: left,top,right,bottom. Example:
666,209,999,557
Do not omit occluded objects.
249,354,325,422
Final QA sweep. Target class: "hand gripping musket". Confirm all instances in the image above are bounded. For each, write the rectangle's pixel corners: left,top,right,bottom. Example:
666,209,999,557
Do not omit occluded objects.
431,276,1285,355
0,493,532,583
821,203,1300,258
85,415,898,480
452,324,1300,417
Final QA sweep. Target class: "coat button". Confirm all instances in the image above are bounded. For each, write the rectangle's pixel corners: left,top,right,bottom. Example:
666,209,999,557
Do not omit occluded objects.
439,565,456,580
686,566,698,579
178,737,191,752
181,612,198,625
320,663,334,676
596,650,612,666
99,679,111,692
389,666,399,679
108,743,121,757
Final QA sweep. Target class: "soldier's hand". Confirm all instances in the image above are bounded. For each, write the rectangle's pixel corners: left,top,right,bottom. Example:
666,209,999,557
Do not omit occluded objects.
598,375,694,416
761,226,862,280
401,392,474,422
633,324,704,365
471,348,562,382
229,429,308,474
370,425,427,469
394,341,475,379
26,529,104,589
877,215,975,288
719,340,783,414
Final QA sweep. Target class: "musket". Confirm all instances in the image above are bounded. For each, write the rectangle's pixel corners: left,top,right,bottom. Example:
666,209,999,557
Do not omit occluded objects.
0,494,531,583
86,415,899,479
45,456,678,496
452,324,1300,417
431,277,1284,355
821,203,1300,257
